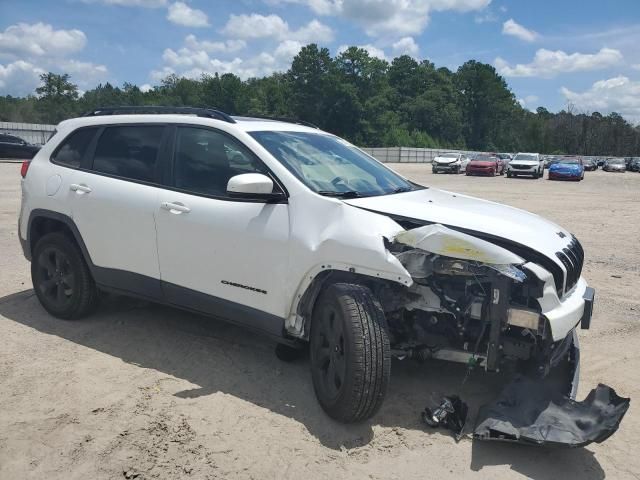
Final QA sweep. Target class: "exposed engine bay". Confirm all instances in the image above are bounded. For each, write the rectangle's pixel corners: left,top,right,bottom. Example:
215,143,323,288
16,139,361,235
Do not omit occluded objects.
380,223,561,378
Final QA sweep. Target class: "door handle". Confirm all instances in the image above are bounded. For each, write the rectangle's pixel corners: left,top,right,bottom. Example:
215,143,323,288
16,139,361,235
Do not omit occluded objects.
70,183,92,194
161,201,191,214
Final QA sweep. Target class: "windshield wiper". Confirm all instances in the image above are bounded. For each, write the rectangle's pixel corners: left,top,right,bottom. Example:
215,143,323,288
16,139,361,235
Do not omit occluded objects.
392,186,413,194
317,190,362,198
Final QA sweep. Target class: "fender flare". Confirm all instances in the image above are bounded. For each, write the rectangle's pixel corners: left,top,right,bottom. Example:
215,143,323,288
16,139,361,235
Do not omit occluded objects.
25,209,94,269
285,262,412,338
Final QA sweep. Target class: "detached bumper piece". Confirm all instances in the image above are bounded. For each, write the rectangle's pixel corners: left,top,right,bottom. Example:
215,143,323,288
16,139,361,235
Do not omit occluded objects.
474,376,629,447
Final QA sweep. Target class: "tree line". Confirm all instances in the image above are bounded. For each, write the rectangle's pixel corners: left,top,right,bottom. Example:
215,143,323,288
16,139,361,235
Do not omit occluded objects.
1,44,639,156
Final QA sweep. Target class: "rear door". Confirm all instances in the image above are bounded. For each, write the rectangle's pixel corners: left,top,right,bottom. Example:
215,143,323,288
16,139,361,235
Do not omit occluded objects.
69,124,169,297
154,125,291,333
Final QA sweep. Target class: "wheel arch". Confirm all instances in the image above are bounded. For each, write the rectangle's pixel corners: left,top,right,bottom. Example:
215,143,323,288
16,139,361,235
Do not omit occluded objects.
26,209,94,269
285,263,411,340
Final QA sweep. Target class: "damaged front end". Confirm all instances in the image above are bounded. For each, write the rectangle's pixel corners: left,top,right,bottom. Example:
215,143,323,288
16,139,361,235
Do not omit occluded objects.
380,224,629,447
382,223,564,380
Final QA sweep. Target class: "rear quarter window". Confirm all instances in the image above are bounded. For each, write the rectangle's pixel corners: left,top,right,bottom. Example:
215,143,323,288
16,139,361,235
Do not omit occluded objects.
51,127,98,168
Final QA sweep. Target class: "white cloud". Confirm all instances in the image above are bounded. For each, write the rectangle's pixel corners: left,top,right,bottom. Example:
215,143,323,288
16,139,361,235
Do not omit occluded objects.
502,18,538,42
153,36,306,81
0,22,109,96
337,44,387,60
0,22,86,58
561,76,640,123
264,0,340,15
495,48,623,78
167,2,209,27
391,36,419,57
140,83,153,92
184,35,246,53
83,0,167,6
264,0,490,37
474,11,498,23
221,14,333,43
274,40,304,60
517,94,539,109
0,60,44,95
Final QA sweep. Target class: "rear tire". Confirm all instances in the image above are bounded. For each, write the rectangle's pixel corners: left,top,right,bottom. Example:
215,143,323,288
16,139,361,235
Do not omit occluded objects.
310,283,390,423
31,232,98,319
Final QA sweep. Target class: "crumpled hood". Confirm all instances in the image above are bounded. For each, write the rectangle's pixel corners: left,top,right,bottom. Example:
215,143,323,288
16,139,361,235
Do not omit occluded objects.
434,156,460,164
344,188,573,263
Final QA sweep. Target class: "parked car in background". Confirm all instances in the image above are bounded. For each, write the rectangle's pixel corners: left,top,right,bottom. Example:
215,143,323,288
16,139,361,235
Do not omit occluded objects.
548,156,585,181
545,156,561,169
0,133,41,159
460,155,471,173
629,158,640,172
466,153,504,176
507,152,543,178
625,157,634,170
582,158,597,171
543,156,554,169
497,153,512,165
432,152,466,174
603,158,627,172
596,157,606,168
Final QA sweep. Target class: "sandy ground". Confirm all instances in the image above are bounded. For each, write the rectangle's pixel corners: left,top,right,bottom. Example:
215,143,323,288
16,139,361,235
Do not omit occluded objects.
0,162,639,480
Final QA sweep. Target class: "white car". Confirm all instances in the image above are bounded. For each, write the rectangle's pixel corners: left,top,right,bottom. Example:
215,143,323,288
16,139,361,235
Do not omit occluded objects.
431,152,467,174
19,107,603,432
507,152,544,178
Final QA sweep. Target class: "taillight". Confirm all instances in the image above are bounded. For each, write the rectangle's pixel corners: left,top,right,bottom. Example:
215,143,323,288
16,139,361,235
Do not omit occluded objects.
20,160,31,178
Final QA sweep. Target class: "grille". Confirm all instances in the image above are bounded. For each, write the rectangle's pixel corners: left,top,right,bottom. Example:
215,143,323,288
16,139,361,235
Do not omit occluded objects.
511,164,533,170
555,236,584,295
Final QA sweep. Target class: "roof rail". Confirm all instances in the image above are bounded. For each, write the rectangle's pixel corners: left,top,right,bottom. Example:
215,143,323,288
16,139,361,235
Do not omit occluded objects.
241,115,320,129
83,106,236,124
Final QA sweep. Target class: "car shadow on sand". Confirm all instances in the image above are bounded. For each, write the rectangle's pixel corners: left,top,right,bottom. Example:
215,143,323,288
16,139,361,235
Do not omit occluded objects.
0,289,605,480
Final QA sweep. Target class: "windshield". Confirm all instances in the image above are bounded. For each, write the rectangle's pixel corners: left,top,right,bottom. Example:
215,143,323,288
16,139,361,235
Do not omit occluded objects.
250,131,416,197
439,153,459,159
514,154,537,161
473,154,496,161
608,158,625,165
558,158,581,164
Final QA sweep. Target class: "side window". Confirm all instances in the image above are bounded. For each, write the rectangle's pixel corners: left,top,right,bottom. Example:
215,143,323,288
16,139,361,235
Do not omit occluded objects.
51,128,97,168
173,127,267,197
93,126,164,183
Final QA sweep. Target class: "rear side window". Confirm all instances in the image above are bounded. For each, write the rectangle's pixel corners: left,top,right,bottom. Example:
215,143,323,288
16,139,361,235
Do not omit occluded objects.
92,126,164,183
51,128,97,168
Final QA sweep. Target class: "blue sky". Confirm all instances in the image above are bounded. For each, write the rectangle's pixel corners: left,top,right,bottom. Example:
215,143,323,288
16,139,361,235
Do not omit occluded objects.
1,0,640,122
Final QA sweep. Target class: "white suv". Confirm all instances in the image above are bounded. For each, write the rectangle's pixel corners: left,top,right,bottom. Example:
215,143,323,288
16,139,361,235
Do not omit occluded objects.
19,107,595,425
507,152,543,178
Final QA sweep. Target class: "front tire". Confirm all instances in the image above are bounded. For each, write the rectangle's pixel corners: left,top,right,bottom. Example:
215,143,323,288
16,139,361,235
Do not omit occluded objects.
31,232,98,319
310,283,390,423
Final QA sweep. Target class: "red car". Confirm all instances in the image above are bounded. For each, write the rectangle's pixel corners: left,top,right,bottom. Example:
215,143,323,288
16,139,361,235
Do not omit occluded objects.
466,153,505,176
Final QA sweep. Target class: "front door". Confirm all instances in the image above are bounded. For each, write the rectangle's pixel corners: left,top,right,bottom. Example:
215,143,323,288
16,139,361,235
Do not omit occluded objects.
155,126,290,335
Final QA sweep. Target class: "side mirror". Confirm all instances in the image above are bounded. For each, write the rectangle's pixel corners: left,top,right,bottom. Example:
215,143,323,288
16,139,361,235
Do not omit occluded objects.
227,173,286,202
